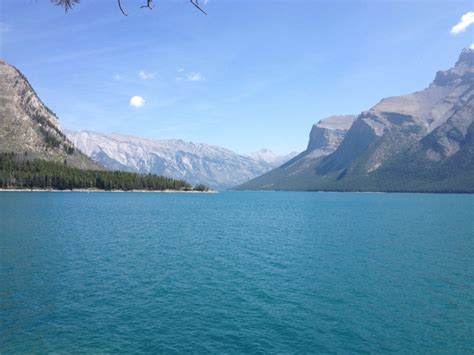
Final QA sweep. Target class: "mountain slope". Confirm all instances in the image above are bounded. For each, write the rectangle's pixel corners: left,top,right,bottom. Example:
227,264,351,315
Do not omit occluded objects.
65,130,294,189
248,149,298,167
0,60,98,169
238,48,473,192
237,115,357,190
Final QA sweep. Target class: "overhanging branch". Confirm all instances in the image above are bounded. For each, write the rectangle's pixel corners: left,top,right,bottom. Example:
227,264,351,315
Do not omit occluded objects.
190,0,207,15
140,0,153,10
51,0,208,16
117,0,128,16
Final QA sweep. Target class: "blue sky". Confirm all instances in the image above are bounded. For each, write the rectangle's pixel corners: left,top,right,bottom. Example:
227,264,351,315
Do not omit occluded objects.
0,0,472,155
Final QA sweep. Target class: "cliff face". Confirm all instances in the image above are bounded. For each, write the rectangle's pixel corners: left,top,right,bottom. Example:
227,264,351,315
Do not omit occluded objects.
307,115,356,155
318,48,473,176
0,60,99,169
238,48,474,192
236,115,356,190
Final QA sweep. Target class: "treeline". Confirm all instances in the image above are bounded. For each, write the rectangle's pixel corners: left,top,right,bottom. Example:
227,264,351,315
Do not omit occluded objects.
0,153,208,191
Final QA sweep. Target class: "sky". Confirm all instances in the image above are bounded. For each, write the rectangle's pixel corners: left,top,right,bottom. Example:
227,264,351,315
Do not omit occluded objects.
0,0,473,155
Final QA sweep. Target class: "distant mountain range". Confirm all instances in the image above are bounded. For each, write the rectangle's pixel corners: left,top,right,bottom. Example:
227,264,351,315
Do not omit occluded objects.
65,130,297,190
0,58,295,190
238,48,474,193
0,60,98,169
2,48,472,193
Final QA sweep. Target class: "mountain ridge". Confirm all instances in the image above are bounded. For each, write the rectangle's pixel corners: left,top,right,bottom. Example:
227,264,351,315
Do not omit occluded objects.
0,59,99,170
65,129,296,190
237,48,474,193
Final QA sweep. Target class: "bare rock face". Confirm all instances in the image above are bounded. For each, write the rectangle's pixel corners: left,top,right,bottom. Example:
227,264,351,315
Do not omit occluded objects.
65,130,296,190
418,92,473,162
307,115,356,155
238,48,474,192
286,114,357,172
0,60,98,169
434,48,473,87
236,115,356,190
319,49,473,175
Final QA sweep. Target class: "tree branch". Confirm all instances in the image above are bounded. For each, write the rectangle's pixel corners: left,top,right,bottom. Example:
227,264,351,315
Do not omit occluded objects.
190,0,207,15
140,0,153,10
51,0,80,12
117,0,128,16
52,0,207,16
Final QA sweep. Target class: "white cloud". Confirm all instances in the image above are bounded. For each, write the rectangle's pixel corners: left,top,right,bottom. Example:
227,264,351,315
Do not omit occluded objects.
176,69,205,82
138,70,155,80
187,72,205,81
450,11,474,34
130,96,145,107
114,74,122,81
470,43,474,50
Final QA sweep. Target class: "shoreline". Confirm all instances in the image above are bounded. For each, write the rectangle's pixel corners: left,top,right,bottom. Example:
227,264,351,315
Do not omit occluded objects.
232,189,473,195
0,188,217,193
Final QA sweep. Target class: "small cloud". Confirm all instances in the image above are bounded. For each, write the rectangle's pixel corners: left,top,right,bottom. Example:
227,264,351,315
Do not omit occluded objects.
176,69,205,82
187,72,205,81
114,74,122,81
470,43,474,50
450,11,474,34
138,70,155,80
130,96,145,107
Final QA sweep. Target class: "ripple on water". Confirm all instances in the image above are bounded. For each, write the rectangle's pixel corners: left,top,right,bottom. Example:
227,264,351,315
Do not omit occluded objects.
1,191,473,352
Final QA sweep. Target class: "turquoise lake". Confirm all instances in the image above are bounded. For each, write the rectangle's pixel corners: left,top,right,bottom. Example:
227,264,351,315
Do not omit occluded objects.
0,191,473,352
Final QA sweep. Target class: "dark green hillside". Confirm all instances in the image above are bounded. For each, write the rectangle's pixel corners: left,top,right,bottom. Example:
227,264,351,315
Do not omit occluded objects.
0,153,198,191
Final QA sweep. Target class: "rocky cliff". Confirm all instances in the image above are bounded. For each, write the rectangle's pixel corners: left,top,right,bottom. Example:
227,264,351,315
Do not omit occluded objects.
238,48,474,192
307,115,356,156
0,60,98,169
235,115,356,189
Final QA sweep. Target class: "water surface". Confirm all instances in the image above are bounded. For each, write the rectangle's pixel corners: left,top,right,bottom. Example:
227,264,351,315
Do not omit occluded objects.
1,191,473,352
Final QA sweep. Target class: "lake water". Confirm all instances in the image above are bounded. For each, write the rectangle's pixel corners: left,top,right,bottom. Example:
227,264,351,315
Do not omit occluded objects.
0,191,473,352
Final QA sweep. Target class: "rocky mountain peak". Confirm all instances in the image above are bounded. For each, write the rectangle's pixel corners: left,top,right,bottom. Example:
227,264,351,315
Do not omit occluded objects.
0,59,60,129
307,115,356,152
0,59,98,169
456,47,473,66
249,149,297,166
238,48,473,192
434,47,473,86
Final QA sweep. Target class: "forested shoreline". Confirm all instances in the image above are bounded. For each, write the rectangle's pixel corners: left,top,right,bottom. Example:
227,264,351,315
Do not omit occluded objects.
0,153,209,191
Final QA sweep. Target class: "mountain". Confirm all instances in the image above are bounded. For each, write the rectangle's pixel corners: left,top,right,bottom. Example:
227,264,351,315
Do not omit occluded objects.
0,58,294,189
236,115,357,190
65,130,294,190
0,60,98,169
248,149,298,167
238,48,474,193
